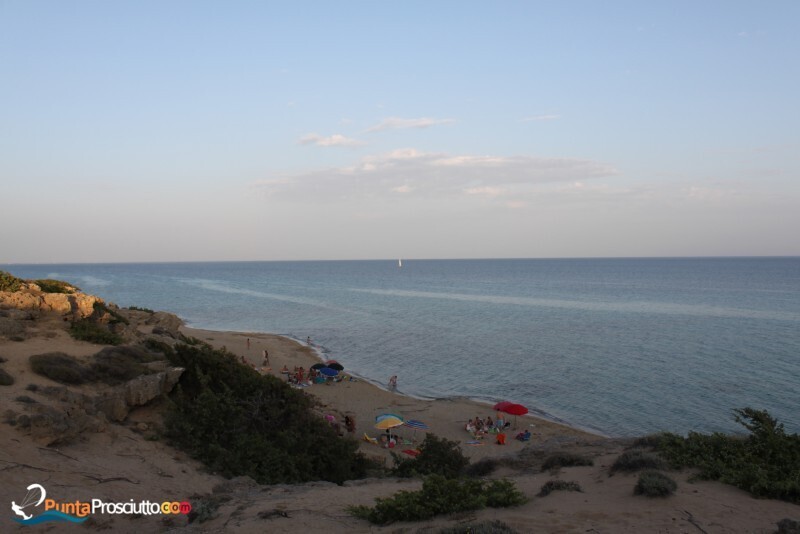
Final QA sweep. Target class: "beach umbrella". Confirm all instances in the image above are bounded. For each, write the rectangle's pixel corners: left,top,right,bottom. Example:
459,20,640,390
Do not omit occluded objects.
502,403,528,427
374,416,404,430
310,363,327,370
319,367,339,377
327,362,344,371
493,401,513,412
503,404,528,416
375,413,403,423
403,419,429,440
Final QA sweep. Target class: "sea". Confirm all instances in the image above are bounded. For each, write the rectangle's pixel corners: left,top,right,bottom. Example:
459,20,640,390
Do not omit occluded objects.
4,257,799,438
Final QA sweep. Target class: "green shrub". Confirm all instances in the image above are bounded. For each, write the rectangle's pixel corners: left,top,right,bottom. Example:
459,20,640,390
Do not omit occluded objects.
610,450,667,474
69,320,123,345
0,271,24,292
0,368,14,386
163,343,367,485
89,346,156,385
438,520,519,534
634,471,677,497
776,518,800,534
30,352,93,384
92,302,129,325
483,479,527,507
34,279,77,294
349,474,526,525
464,457,501,477
392,434,469,478
537,480,583,497
542,452,594,471
654,408,800,503
142,338,174,356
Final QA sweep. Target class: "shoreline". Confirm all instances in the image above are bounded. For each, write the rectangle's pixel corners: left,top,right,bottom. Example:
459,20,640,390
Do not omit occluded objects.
181,325,604,462
187,323,608,439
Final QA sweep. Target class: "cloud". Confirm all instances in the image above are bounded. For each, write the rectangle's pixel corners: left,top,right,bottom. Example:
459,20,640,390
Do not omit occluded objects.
298,133,364,147
521,114,560,122
252,149,618,202
367,117,454,132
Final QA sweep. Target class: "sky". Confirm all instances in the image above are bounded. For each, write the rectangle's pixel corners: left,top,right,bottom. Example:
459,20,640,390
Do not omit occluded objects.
1,1,798,263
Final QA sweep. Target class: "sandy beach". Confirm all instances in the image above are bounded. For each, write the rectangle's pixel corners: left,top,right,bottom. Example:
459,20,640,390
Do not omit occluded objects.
0,312,797,533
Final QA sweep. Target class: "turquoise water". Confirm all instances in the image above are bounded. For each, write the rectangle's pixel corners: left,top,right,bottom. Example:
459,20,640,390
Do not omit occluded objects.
5,257,799,437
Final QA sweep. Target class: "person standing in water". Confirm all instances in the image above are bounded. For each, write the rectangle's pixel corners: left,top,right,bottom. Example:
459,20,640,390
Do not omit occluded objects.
388,375,398,391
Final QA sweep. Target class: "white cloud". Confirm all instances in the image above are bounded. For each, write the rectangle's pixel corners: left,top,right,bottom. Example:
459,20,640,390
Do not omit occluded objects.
521,114,560,122
298,133,364,147
252,149,618,201
367,117,454,132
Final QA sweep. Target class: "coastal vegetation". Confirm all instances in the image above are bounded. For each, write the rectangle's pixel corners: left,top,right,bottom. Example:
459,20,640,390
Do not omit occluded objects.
610,450,667,474
348,475,526,525
0,271,25,292
645,408,800,503
542,452,594,471
634,471,677,497
33,278,78,294
0,367,13,386
392,434,469,478
162,342,368,485
537,480,583,497
68,319,123,345
30,347,159,385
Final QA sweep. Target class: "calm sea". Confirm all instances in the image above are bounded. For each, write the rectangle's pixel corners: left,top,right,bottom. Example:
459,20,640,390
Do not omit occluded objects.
4,258,799,437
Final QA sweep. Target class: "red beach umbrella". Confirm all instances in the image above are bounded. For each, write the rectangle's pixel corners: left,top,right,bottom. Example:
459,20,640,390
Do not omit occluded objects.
502,403,529,428
503,404,528,416
493,401,513,412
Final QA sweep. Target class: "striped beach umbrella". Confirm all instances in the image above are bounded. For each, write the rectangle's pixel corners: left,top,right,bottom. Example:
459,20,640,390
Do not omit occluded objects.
403,419,429,440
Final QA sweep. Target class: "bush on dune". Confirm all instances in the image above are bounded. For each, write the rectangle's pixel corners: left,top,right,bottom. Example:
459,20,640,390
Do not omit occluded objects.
30,352,94,385
163,343,368,485
349,475,526,525
392,434,469,478
69,319,123,345
650,408,800,503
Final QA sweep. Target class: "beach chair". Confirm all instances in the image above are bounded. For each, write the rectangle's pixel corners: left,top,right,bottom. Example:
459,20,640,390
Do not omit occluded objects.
362,433,379,445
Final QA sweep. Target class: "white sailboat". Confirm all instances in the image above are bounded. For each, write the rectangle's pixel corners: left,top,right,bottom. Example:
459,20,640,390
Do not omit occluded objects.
398,259,402,268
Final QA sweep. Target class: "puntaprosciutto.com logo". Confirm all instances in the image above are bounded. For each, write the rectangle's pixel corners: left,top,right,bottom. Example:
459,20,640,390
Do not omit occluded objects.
10,483,191,525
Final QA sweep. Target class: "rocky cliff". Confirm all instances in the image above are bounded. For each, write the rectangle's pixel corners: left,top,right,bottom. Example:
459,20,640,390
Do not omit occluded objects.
0,282,101,320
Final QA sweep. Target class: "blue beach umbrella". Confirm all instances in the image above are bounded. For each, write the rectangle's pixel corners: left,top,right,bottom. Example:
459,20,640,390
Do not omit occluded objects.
319,367,339,377
403,419,429,440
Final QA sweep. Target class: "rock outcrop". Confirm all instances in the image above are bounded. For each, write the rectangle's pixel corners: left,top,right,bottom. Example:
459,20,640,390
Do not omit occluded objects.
0,287,101,320
6,366,184,445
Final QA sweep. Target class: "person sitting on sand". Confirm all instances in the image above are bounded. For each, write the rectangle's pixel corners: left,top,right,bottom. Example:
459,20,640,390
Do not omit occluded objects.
496,432,506,445
486,416,494,430
465,419,476,434
515,429,531,441
344,415,356,433
280,364,289,374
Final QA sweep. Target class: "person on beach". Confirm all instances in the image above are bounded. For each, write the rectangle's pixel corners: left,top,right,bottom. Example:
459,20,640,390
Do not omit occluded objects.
246,338,250,350
388,375,398,391
262,349,270,368
307,336,312,345
344,415,356,433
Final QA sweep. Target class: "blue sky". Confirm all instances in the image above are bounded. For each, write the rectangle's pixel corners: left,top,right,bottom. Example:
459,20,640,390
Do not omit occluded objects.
1,1,798,262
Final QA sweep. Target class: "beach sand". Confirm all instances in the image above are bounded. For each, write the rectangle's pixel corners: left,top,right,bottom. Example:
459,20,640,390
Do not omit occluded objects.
0,315,797,533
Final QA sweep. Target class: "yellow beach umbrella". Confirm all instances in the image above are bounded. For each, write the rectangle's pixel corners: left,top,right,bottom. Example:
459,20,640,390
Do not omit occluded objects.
374,416,404,430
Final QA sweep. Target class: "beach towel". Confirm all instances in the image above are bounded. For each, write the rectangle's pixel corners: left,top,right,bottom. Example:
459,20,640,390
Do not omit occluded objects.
465,441,484,446
402,449,420,457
